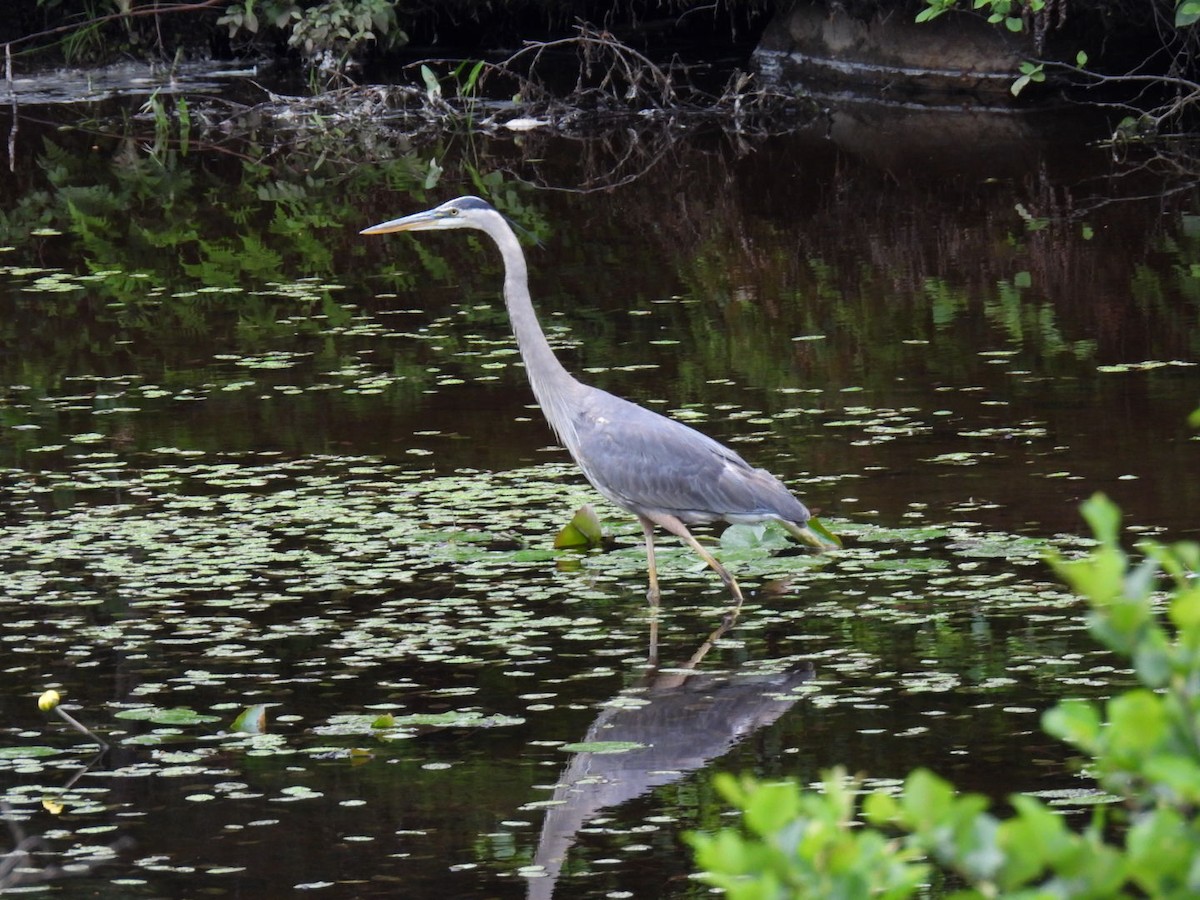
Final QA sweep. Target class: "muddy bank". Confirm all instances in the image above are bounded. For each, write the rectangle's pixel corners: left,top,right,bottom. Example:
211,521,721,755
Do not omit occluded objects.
754,1,1033,106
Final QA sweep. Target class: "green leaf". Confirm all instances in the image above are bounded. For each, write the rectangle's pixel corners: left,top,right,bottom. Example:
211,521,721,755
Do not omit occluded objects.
230,704,271,734
1131,626,1172,687
462,59,485,96
1176,0,1200,28
114,706,221,726
1126,807,1190,894
559,740,647,754
996,794,1066,887
420,64,442,101
0,745,64,759
863,790,900,825
742,779,803,836
1142,754,1200,803
1081,493,1121,545
1105,689,1168,761
807,516,843,549
1076,50,1089,67
901,769,956,829
1042,699,1102,752
721,522,786,553
1168,586,1200,630
423,157,443,191
554,504,604,549
398,711,522,728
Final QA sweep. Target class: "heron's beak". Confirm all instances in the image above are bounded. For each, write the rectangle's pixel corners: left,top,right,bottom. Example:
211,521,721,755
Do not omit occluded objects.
360,209,442,235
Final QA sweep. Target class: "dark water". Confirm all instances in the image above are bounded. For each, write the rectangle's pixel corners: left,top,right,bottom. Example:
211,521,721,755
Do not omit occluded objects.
0,89,1198,897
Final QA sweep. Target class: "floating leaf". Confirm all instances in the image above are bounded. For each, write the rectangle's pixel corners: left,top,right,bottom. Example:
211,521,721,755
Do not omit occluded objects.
0,746,63,759
807,517,843,549
554,504,604,549
315,710,523,737
559,741,647,754
721,523,789,554
114,707,221,726
230,704,272,734
395,711,524,728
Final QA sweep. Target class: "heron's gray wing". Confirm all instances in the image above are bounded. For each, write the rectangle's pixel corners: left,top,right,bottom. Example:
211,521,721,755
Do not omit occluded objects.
570,388,809,523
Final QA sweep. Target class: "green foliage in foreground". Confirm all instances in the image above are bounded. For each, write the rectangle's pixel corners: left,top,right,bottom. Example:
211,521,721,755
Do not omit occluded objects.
690,493,1200,898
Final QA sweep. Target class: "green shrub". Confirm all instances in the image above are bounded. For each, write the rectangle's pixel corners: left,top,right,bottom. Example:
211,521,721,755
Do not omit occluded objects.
218,0,407,68
690,494,1200,898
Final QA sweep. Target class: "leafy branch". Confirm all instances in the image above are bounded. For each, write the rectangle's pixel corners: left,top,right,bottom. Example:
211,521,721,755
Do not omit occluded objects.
691,493,1200,898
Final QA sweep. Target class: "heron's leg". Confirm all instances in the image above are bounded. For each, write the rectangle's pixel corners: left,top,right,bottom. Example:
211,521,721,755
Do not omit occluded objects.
642,511,746,613
638,516,661,608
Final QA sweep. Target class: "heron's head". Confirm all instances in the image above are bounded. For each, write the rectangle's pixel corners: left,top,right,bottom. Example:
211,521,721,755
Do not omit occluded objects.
360,196,497,236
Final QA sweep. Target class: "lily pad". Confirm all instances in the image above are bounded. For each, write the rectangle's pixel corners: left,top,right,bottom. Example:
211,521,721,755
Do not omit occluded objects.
559,741,648,754
314,710,524,738
0,746,64,759
113,707,221,726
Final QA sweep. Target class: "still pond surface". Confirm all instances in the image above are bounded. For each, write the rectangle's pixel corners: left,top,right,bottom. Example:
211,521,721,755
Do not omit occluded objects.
0,88,1198,897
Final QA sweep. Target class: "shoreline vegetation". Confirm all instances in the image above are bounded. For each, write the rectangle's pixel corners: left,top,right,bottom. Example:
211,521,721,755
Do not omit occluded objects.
0,1,1198,153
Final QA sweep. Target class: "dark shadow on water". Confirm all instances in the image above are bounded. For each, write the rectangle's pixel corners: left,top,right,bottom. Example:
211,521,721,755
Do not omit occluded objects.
524,620,815,899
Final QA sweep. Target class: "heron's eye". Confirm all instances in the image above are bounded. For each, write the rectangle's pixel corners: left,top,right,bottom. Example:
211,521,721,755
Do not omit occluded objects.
447,208,459,216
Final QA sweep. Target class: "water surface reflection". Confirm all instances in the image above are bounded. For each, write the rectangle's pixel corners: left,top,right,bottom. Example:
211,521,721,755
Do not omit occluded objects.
526,621,814,898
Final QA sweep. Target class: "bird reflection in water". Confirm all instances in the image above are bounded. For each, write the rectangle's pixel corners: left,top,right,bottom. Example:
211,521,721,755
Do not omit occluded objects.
523,619,815,899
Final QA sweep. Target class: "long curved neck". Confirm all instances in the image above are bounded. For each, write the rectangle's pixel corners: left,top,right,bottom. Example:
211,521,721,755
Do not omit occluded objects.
486,217,583,449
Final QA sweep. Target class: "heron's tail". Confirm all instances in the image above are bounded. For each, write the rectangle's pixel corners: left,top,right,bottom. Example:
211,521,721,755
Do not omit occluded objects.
783,517,842,551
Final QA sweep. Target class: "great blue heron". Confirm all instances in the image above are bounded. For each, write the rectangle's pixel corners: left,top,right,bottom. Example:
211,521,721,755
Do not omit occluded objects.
362,196,832,611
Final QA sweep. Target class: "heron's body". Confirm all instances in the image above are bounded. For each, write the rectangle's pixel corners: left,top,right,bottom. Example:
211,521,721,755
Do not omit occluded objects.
362,196,829,609
563,386,811,529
